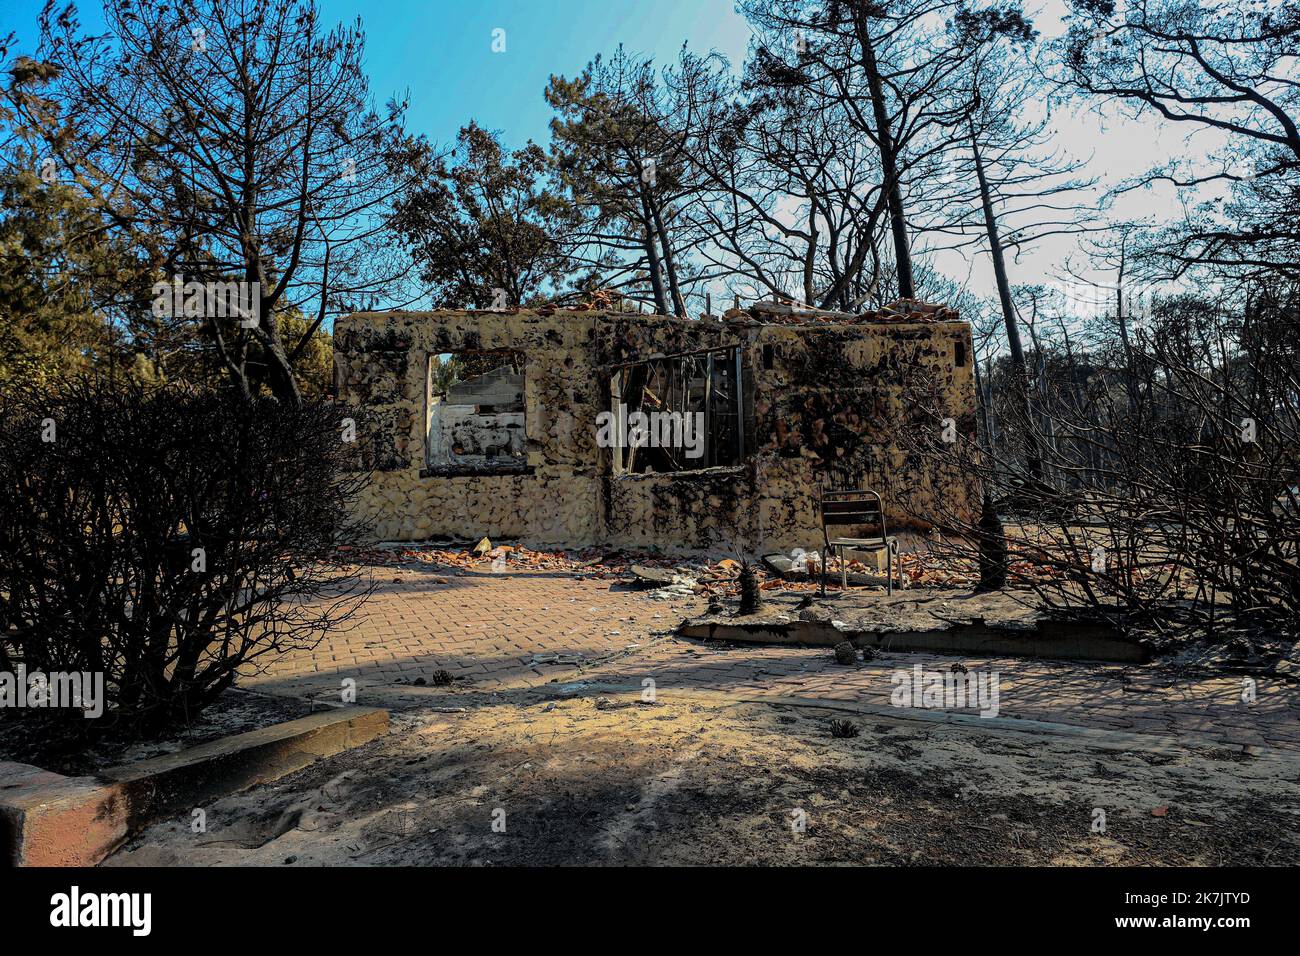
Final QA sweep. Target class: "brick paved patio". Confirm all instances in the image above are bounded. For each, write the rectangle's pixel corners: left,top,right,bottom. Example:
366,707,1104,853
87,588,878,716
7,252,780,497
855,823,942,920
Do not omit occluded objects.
245,565,687,694
243,564,1300,753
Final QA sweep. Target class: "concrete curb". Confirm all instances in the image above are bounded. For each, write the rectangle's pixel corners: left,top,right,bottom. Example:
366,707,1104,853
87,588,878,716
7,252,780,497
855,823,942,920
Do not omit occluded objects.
679,617,1149,663
0,706,388,867
0,764,129,868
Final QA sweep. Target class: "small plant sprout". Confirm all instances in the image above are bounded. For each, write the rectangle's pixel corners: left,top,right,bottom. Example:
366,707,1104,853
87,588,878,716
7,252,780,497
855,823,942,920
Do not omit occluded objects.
830,718,859,739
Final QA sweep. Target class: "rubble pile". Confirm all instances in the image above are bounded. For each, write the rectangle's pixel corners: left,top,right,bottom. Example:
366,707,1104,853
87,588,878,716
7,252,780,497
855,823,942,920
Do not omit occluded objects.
336,540,1003,594
722,298,961,327
339,542,770,597
339,542,672,579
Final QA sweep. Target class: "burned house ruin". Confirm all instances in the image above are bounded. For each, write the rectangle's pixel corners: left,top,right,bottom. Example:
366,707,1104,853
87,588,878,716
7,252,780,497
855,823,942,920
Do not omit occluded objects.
333,303,977,553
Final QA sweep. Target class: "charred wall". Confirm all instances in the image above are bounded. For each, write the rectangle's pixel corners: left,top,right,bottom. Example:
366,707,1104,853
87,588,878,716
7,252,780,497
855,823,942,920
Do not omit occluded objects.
334,308,975,552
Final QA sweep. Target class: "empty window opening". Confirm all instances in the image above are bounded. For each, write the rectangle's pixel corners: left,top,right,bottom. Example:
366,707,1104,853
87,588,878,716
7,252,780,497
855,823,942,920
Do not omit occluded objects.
954,340,967,368
427,350,527,473
608,346,744,474
762,343,776,370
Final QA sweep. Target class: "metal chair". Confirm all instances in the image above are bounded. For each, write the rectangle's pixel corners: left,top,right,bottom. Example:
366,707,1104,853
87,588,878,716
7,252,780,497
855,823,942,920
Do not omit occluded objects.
819,488,899,596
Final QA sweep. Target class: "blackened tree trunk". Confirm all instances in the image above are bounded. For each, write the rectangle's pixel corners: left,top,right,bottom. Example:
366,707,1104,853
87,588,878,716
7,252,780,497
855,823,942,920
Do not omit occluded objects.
638,188,670,314
970,122,1042,481
853,9,915,299
647,190,688,316
974,492,1008,592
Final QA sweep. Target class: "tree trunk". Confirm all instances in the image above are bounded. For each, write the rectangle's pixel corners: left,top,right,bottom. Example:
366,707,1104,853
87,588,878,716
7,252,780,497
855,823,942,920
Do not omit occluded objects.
854,11,914,299
647,190,687,316
970,124,1042,481
974,492,1008,592
638,188,669,315
804,185,819,305
259,305,303,406
1114,248,1140,415
973,355,994,453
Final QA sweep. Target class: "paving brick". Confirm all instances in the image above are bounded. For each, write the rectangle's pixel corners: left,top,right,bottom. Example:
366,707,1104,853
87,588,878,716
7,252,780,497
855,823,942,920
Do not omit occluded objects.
241,567,1300,752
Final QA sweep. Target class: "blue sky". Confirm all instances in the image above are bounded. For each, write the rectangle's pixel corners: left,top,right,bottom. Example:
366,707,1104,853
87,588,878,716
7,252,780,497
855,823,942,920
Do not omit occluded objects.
1,0,756,150
320,0,754,150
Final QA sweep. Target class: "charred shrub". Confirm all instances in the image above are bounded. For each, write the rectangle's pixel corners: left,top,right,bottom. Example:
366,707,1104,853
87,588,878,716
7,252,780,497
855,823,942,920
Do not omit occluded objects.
0,378,373,740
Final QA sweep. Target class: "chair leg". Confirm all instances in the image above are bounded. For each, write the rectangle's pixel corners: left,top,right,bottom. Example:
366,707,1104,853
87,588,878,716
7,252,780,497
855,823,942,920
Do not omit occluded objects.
819,549,826,598
840,547,847,589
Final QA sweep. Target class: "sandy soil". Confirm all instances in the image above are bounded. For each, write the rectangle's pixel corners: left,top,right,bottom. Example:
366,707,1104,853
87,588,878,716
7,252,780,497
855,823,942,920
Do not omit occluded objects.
106,688,1300,866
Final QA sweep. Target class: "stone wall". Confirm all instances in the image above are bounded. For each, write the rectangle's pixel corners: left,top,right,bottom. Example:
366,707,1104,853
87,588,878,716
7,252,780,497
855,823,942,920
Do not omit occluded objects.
333,308,976,553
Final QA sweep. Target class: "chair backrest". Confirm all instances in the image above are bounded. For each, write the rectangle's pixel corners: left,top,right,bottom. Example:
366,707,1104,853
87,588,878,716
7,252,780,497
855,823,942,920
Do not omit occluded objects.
819,488,888,538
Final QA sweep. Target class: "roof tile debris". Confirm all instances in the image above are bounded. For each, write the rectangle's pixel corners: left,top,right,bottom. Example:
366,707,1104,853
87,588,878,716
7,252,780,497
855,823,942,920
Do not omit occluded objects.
725,297,961,326
337,540,1033,595
477,294,960,326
